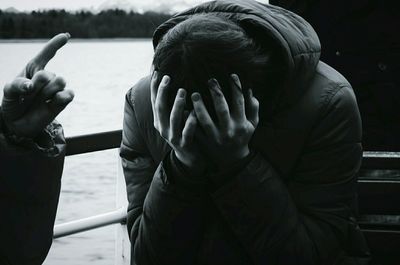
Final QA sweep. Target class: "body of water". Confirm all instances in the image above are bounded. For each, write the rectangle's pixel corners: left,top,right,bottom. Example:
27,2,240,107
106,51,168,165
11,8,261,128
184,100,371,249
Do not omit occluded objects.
0,39,155,265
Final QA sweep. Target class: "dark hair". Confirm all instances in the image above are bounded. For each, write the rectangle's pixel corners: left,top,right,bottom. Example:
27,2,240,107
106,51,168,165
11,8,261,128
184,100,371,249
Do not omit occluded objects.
152,13,279,120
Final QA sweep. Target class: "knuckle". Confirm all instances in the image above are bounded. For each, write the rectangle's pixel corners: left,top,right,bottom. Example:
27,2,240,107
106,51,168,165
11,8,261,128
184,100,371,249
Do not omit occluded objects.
203,122,213,132
227,129,236,139
254,118,259,127
252,98,260,108
236,98,245,106
3,82,13,94
34,70,54,84
221,128,234,139
219,109,230,118
33,69,43,75
54,76,66,88
35,70,47,78
236,125,247,135
214,90,224,98
155,104,162,114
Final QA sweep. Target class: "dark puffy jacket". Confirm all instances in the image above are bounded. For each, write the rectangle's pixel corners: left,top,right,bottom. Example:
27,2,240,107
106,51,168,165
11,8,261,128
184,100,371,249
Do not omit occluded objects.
0,118,66,265
120,0,370,264
270,0,400,151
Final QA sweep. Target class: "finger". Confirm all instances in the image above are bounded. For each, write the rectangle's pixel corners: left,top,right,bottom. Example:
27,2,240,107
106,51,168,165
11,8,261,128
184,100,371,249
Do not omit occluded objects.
31,70,56,94
150,71,159,128
183,110,190,121
229,74,246,121
208,78,230,129
38,76,66,102
3,78,33,100
182,111,197,146
245,89,260,127
192,92,218,138
150,71,158,109
47,89,75,115
170,89,186,141
155,75,171,129
31,33,71,70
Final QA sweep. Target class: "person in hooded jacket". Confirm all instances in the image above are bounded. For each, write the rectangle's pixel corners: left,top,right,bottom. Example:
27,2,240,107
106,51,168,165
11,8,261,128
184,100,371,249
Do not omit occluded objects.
0,33,74,265
120,0,370,264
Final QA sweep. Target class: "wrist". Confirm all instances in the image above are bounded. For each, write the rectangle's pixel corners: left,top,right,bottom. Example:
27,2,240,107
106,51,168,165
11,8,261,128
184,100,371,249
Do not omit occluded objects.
174,150,206,177
220,145,250,168
210,149,254,189
0,111,54,149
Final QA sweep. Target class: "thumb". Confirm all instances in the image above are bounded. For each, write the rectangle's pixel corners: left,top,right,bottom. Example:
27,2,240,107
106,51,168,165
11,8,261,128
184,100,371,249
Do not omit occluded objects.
21,33,71,78
245,89,259,127
3,77,33,100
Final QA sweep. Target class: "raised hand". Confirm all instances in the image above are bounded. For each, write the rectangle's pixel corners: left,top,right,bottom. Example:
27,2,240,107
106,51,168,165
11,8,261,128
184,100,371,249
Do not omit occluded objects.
151,72,206,176
1,33,74,138
192,74,259,168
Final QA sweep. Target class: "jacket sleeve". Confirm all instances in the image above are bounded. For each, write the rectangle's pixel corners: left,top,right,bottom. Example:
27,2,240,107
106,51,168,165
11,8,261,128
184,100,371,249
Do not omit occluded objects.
209,86,369,264
0,118,66,265
120,87,207,265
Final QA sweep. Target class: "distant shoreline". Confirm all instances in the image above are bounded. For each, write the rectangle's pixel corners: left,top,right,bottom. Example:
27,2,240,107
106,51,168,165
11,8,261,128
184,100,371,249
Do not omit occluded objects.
0,38,152,43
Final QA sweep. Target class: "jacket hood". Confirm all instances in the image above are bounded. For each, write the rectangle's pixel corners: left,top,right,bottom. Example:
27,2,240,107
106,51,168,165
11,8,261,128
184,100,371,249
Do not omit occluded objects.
152,0,321,109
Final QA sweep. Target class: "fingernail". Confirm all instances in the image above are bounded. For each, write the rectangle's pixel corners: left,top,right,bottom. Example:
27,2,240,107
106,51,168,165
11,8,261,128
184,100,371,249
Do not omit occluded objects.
162,75,170,85
192,93,200,102
208,78,218,88
65,32,71,39
231,74,241,90
178,89,186,98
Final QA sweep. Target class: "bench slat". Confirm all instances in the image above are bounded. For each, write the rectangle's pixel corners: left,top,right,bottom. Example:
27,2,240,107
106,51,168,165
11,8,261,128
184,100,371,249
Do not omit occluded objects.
362,229,400,265
358,180,400,215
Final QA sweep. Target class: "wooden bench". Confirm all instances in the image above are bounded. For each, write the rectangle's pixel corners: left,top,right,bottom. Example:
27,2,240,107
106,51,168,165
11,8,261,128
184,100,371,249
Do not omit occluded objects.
358,152,400,265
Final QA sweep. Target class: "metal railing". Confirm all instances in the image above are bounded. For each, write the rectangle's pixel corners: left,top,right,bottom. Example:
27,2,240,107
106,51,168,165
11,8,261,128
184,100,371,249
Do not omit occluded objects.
54,130,400,238
362,151,400,170
53,130,126,239
53,207,126,239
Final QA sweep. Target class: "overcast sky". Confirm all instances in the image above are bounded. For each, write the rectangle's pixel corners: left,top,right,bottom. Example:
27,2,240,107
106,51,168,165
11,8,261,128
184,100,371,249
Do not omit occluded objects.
0,0,269,12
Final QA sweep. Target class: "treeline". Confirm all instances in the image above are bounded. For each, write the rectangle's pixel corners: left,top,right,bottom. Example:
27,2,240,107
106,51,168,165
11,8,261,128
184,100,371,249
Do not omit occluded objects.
0,9,172,38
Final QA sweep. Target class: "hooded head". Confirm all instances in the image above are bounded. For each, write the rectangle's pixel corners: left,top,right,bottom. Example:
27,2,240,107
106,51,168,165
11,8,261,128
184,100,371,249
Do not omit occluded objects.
153,13,283,119
152,0,320,117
